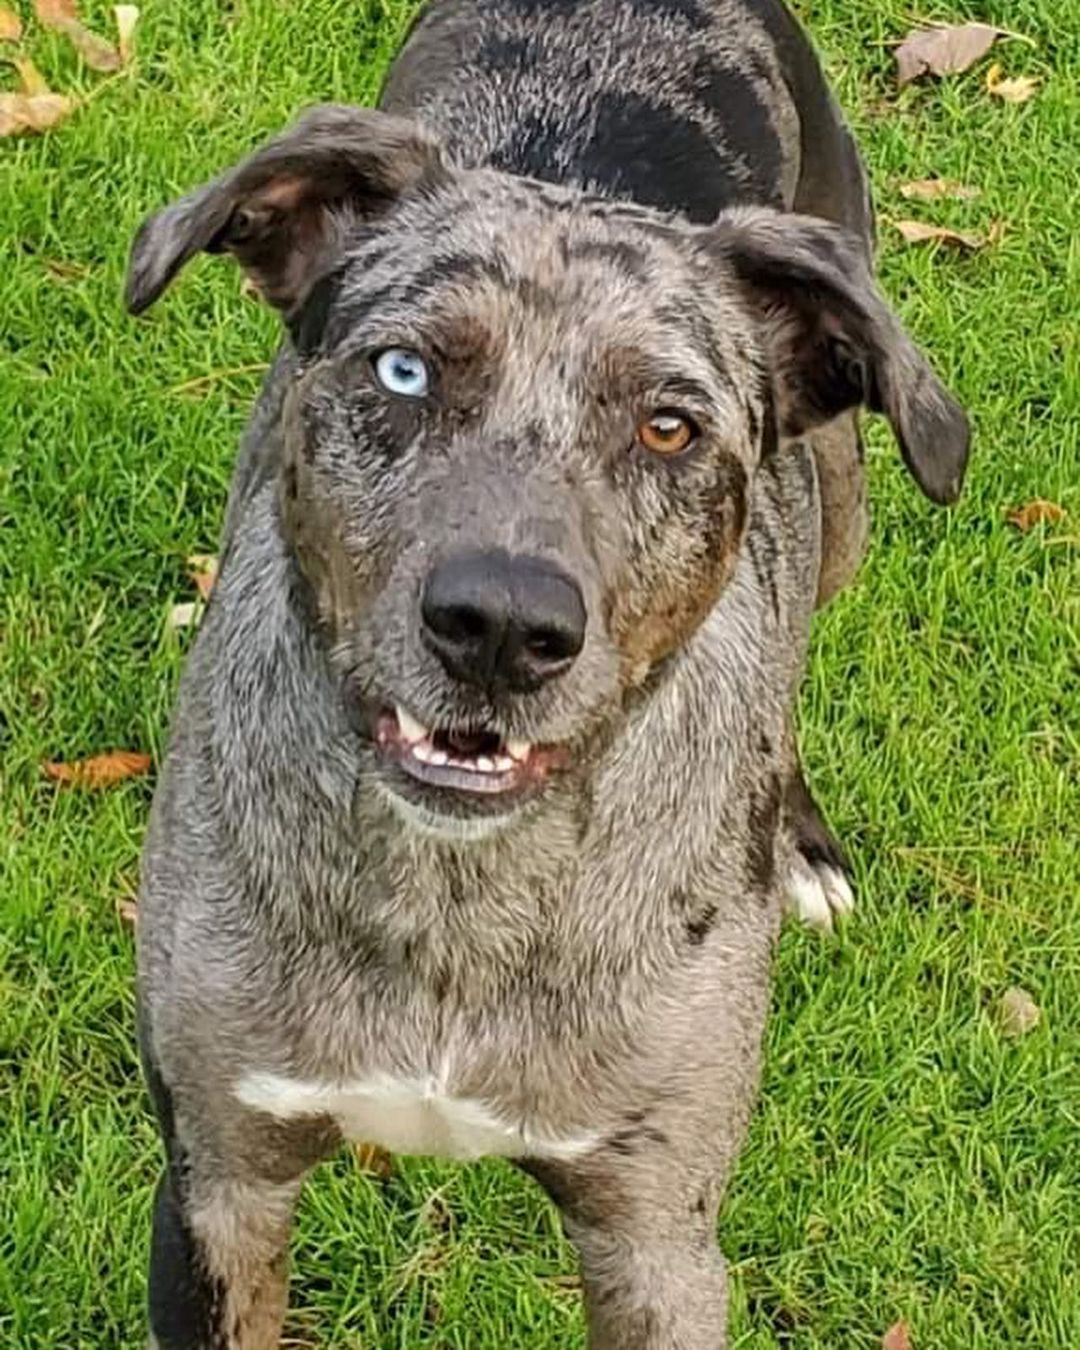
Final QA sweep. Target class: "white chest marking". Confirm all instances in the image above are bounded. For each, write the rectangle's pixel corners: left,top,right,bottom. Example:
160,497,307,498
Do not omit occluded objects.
234,1070,600,1163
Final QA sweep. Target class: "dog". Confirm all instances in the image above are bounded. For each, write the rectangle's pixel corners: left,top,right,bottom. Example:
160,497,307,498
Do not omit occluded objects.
125,0,969,1344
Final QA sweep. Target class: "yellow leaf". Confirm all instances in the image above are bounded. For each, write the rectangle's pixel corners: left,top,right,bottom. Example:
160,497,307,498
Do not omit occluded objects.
353,1142,394,1179
986,63,1038,103
14,55,50,96
999,986,1041,1037
186,554,218,601
113,2,137,64
43,749,153,788
0,5,23,41
0,91,74,135
898,179,980,202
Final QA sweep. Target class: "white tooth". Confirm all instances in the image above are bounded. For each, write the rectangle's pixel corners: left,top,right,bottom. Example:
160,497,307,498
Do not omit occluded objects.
506,738,531,760
429,750,448,767
476,756,495,773
395,705,429,743
412,741,432,763
494,756,513,773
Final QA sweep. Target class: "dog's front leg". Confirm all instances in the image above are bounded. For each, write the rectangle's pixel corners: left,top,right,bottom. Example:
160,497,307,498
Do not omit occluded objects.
523,1158,729,1350
148,1160,300,1350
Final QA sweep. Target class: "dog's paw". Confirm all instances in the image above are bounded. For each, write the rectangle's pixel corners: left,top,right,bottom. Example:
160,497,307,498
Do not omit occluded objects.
785,852,854,932
783,764,855,932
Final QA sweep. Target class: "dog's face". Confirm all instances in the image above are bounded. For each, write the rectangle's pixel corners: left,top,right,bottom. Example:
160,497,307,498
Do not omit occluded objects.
128,106,968,836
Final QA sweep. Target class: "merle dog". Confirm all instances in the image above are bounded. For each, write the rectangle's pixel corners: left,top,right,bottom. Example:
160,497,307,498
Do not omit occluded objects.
125,0,969,1344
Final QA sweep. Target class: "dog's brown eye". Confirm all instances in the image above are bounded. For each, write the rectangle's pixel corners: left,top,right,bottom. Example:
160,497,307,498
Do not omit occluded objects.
637,411,696,456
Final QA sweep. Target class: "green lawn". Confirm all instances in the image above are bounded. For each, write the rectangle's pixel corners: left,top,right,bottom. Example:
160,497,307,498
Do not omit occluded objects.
1,0,1077,1345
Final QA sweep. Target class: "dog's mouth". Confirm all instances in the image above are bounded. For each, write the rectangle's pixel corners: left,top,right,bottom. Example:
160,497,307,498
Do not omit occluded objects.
374,705,563,803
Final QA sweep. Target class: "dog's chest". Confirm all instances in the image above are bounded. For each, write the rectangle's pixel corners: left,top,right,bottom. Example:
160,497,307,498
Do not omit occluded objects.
234,1069,599,1162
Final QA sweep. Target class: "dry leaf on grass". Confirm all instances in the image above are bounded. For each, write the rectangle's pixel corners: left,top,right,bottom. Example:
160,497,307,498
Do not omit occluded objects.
1007,499,1066,530
0,5,23,41
34,0,121,70
44,257,94,281
899,179,980,202
999,986,1041,1037
117,896,139,925
0,90,74,135
894,220,985,251
894,22,1004,85
353,1142,394,1179
166,600,200,635
186,554,218,601
113,3,137,63
882,1322,912,1350
43,749,152,788
986,63,1038,103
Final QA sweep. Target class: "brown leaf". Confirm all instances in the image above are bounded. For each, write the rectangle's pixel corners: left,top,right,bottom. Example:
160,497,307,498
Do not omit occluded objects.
999,986,1041,1037
43,749,152,788
899,178,981,202
894,22,1003,85
882,1322,912,1350
113,3,137,64
34,0,121,70
43,257,94,281
1006,499,1066,530
0,91,74,135
894,220,985,251
0,6,23,41
166,600,200,635
353,1142,394,1179
186,554,218,601
986,63,1038,103
116,896,139,925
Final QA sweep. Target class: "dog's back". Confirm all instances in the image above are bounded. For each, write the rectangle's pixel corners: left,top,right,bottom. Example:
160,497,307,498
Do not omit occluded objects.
382,0,872,243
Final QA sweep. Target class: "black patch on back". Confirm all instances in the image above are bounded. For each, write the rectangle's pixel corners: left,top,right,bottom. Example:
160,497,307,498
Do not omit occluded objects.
581,94,739,223
689,57,783,204
477,31,533,69
629,0,706,23
489,112,568,181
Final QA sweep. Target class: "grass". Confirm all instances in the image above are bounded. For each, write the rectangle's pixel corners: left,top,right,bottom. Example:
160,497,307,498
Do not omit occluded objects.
1,0,1077,1345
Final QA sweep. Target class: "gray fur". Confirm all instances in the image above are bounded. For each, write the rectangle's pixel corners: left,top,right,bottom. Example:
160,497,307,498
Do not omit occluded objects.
127,2,969,1346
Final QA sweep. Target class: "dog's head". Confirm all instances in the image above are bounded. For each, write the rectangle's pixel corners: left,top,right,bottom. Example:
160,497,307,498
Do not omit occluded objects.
128,106,969,837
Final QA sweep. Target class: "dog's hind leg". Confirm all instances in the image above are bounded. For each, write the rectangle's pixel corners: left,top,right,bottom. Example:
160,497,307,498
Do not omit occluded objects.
811,410,869,609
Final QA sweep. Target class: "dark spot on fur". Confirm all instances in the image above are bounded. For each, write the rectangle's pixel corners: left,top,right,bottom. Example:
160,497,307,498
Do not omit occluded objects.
489,112,568,181
629,0,706,22
289,266,345,357
608,1123,670,1156
685,902,718,945
564,238,648,281
688,57,783,204
746,508,780,619
477,31,533,69
581,93,740,223
692,1195,707,1216
746,771,781,892
757,731,773,756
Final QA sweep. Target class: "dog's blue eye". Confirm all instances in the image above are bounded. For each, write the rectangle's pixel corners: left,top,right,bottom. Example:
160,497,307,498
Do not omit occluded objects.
373,347,429,398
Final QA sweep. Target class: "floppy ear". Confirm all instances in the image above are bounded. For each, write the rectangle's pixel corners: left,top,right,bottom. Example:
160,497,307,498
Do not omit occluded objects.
125,104,445,320
709,207,970,504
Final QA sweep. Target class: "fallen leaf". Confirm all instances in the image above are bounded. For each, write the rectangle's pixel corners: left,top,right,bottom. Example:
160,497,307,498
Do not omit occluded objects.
116,896,138,925
894,22,1003,85
0,5,22,41
186,554,218,601
43,257,94,281
113,3,137,63
986,63,1038,103
353,1142,394,1179
34,0,121,71
999,986,1041,1037
166,600,200,634
43,749,152,788
882,1322,912,1350
1006,499,1066,530
894,220,985,251
0,91,74,135
899,178,981,202
14,55,50,95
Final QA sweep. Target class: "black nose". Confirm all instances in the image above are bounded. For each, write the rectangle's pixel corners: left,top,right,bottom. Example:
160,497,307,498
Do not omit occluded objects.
421,550,587,692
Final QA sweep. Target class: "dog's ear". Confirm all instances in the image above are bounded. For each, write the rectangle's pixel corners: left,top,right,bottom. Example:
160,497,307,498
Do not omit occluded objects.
125,104,445,320
708,207,970,504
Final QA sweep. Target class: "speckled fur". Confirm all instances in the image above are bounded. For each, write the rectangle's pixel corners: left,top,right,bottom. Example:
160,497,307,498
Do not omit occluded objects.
127,3,968,1346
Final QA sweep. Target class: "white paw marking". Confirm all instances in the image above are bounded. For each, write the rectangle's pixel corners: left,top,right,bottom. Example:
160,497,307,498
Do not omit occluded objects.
786,855,855,932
